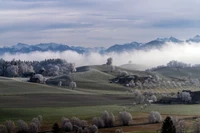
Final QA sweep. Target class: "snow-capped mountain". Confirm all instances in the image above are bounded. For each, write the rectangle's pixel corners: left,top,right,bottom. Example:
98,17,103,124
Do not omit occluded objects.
106,36,183,52
0,35,199,55
0,42,105,55
187,35,200,43
106,42,143,53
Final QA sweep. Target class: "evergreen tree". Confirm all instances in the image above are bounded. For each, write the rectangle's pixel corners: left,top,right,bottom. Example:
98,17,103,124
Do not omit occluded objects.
161,116,176,133
52,123,60,133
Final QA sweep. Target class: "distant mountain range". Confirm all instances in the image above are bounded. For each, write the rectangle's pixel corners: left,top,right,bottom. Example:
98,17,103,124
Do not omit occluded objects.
0,35,200,55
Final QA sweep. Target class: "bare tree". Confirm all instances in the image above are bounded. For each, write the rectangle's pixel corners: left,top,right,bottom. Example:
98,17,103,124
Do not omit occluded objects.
89,125,98,133
193,118,200,133
118,111,132,126
31,118,41,130
101,110,115,128
17,120,28,133
63,122,73,132
115,129,123,133
151,95,157,102
28,122,38,133
0,125,7,133
133,89,145,104
5,120,15,133
7,65,19,77
178,92,192,102
69,81,77,89
148,111,162,123
106,57,113,65
71,117,81,127
58,81,62,87
176,120,186,133
91,117,104,128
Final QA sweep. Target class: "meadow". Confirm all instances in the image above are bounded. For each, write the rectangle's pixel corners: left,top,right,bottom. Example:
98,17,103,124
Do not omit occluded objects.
1,65,200,132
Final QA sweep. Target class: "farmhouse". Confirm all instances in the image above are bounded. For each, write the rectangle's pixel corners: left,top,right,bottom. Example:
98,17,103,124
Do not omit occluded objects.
29,77,40,83
23,72,35,77
112,75,153,85
158,90,200,104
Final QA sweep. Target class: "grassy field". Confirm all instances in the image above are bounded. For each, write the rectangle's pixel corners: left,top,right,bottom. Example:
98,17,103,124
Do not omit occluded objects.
1,65,200,132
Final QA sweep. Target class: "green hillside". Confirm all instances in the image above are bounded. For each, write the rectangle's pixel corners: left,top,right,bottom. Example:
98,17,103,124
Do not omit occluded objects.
153,67,200,79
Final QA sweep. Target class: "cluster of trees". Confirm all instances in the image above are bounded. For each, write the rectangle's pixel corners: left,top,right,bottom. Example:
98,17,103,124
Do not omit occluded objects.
0,115,42,133
0,59,76,77
51,110,128,133
148,60,200,72
177,92,192,102
131,89,157,104
148,60,191,71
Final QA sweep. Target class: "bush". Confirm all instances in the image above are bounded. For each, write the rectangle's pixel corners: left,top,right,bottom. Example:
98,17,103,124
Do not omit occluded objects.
63,122,73,132
176,120,185,133
115,129,123,133
0,125,7,133
80,120,88,128
192,118,200,133
101,111,115,127
61,117,70,127
82,127,90,133
151,95,157,102
71,117,81,127
89,125,98,133
118,111,132,126
61,117,72,132
91,117,104,128
17,120,28,133
28,122,38,133
37,115,43,124
148,111,162,123
5,120,15,133
31,118,40,129
52,123,60,133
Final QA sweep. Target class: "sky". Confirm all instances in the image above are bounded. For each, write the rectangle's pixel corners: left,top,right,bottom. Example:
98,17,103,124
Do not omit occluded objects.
1,0,200,47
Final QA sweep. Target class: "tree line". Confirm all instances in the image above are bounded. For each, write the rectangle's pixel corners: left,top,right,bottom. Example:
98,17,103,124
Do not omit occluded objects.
0,58,76,77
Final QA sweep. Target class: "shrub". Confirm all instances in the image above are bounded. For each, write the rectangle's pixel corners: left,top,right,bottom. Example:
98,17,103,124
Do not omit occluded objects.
28,122,38,133
0,125,7,133
73,125,83,133
89,125,98,133
101,111,115,127
5,120,15,133
151,95,157,102
148,111,162,123
63,122,73,132
37,115,43,124
52,123,60,133
91,117,104,128
115,129,123,133
61,117,70,127
192,118,200,133
82,127,90,133
17,120,28,133
71,117,81,127
176,120,185,133
31,118,40,129
118,111,132,126
80,120,88,128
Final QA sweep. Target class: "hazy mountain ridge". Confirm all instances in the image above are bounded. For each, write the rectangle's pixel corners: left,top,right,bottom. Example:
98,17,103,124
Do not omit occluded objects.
0,35,199,55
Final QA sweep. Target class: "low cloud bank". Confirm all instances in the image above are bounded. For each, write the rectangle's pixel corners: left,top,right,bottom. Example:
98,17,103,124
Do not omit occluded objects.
2,42,200,70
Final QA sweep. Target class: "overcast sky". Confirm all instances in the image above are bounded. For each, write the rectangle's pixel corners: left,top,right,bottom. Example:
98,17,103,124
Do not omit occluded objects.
1,0,200,47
